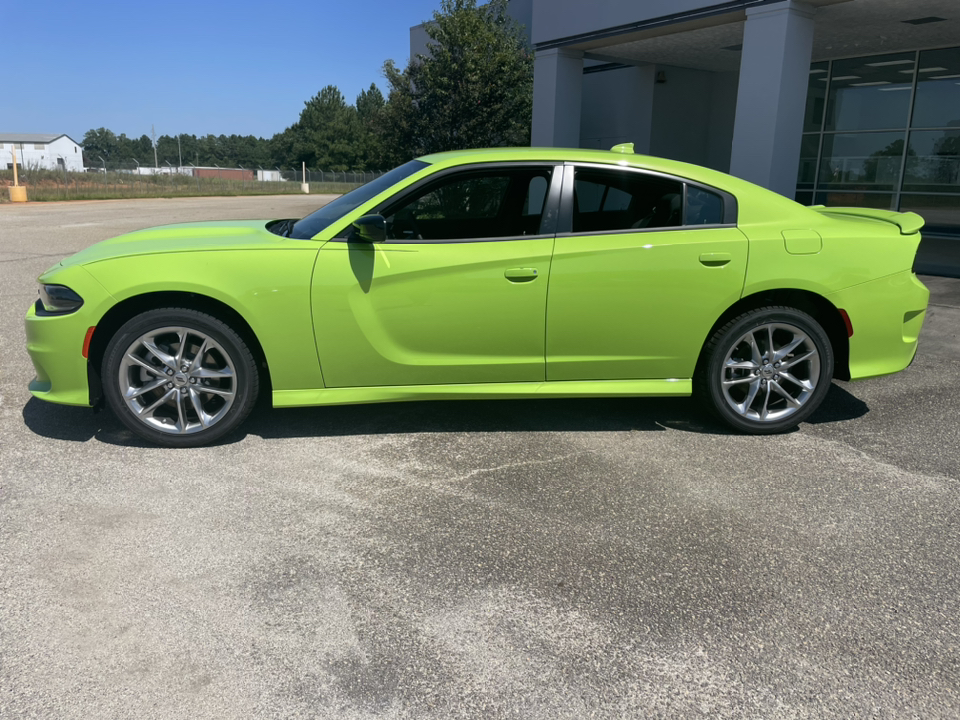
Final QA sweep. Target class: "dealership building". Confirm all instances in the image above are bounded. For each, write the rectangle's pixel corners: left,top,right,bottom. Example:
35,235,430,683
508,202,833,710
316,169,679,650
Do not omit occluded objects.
528,0,959,232
414,0,959,269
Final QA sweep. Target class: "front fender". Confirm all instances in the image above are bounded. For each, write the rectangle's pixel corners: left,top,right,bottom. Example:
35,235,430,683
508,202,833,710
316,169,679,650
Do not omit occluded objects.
81,247,324,392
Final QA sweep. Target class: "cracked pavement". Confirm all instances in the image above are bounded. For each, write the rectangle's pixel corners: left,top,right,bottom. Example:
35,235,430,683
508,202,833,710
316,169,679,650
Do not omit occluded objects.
1,197,959,718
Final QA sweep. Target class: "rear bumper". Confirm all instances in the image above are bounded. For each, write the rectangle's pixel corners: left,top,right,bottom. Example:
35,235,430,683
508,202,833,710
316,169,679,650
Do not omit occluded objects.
827,271,930,381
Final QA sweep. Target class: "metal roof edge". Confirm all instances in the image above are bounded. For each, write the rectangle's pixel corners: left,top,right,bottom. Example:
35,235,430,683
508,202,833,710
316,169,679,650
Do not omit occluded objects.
532,0,779,51
0,133,80,145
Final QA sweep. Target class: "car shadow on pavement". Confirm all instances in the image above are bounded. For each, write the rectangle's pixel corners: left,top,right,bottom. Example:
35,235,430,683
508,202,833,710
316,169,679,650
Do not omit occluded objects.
22,382,869,446
21,400,157,447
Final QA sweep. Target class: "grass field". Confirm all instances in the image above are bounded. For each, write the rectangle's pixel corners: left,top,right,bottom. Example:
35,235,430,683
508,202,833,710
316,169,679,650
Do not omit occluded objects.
0,168,361,202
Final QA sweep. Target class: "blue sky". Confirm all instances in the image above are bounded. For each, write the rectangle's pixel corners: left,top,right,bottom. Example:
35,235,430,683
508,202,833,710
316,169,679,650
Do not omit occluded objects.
5,0,444,143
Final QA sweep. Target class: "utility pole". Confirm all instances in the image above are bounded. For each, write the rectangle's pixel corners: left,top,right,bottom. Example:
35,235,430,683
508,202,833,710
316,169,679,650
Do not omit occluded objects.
152,124,158,169
177,134,182,169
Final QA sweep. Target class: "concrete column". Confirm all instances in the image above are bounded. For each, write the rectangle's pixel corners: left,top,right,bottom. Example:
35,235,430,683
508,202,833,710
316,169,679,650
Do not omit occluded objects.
532,47,584,147
729,1,816,196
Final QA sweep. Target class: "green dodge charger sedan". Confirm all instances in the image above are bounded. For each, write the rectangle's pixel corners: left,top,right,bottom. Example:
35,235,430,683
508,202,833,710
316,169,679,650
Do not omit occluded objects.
26,145,930,447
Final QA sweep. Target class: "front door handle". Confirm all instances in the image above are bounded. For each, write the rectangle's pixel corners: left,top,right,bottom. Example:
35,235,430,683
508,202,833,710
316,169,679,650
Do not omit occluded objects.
699,252,732,267
504,267,539,282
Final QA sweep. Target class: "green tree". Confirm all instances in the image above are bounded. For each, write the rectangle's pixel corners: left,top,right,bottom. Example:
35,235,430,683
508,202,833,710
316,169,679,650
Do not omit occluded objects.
862,139,913,185
177,134,199,167
379,0,533,164
275,85,366,171
82,127,120,163
114,133,134,163
156,135,180,166
355,83,387,169
134,135,154,164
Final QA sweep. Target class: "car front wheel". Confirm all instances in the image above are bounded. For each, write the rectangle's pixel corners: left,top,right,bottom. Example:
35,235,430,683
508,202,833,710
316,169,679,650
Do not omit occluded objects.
698,306,834,434
102,308,259,447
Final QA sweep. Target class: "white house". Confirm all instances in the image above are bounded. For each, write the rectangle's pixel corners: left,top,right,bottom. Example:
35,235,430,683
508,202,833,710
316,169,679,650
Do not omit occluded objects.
0,133,84,172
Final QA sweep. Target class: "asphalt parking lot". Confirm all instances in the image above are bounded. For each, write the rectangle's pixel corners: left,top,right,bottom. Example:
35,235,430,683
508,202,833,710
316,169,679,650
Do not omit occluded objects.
2,196,959,719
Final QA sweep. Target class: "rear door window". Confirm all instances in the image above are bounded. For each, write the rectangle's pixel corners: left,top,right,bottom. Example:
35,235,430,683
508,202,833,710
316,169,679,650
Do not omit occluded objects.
572,168,684,233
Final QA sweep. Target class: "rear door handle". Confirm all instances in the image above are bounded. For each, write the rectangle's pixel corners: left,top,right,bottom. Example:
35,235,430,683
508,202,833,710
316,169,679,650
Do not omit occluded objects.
699,252,732,267
505,267,539,282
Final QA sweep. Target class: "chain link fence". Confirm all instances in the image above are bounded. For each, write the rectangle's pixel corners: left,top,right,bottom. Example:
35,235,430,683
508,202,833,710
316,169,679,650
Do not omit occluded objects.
1,162,386,202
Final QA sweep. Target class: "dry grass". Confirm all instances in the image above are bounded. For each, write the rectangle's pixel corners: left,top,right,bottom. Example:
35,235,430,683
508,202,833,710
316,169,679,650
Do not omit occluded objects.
0,170,361,202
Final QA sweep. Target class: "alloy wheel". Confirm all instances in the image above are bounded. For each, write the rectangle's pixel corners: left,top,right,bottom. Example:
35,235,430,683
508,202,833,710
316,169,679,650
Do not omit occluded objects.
118,326,237,435
720,322,821,422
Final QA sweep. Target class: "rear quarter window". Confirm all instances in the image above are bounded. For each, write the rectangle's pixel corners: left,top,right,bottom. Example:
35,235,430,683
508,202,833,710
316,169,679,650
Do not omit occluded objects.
685,186,725,225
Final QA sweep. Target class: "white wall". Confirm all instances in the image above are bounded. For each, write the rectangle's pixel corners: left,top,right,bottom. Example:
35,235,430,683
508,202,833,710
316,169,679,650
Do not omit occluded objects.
647,66,738,171
575,63,738,169
579,65,656,153
410,23,430,60
569,62,739,169
49,136,83,171
1,136,83,172
649,66,714,166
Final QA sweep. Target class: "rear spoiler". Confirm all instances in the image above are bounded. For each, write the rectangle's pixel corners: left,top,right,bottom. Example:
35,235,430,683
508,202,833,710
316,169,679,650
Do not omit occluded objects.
809,206,925,235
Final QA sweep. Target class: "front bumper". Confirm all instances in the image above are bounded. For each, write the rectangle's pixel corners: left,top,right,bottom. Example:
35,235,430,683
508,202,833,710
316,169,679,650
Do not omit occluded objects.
25,301,94,406
827,270,930,381
25,265,113,407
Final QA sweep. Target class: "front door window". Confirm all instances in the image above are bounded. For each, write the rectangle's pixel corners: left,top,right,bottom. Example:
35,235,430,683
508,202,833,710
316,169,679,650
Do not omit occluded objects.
381,166,554,241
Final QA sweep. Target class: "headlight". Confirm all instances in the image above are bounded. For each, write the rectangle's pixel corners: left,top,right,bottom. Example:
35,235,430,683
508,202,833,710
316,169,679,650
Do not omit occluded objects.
38,284,84,314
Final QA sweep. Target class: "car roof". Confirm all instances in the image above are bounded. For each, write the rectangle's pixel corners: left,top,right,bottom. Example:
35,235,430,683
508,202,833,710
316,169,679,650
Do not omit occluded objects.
419,146,752,193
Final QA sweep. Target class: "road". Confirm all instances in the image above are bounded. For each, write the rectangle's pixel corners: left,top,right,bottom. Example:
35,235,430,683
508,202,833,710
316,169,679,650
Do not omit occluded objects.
2,196,959,719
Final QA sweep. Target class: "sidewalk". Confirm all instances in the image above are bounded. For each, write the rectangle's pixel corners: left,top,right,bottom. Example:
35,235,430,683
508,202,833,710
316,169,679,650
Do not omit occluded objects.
916,233,960,278
922,274,960,309
919,274,960,357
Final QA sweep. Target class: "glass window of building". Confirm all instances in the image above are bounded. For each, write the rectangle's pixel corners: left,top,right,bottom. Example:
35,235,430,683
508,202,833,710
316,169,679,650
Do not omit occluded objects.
911,47,960,129
818,132,906,192
904,130,960,193
803,62,829,133
798,46,960,229
797,134,821,189
824,53,915,132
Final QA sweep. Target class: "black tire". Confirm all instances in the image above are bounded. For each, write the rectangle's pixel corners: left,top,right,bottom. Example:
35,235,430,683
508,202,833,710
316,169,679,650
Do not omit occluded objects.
696,306,834,434
101,308,259,447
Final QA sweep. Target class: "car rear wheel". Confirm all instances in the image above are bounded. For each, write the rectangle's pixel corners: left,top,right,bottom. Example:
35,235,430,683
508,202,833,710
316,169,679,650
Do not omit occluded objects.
102,308,259,447
697,306,834,434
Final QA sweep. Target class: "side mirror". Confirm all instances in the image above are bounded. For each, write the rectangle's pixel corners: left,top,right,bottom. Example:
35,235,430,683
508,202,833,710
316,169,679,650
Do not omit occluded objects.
351,214,387,243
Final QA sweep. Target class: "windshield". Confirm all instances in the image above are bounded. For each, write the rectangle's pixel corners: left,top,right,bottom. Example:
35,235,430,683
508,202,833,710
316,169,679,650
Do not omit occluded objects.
289,160,429,239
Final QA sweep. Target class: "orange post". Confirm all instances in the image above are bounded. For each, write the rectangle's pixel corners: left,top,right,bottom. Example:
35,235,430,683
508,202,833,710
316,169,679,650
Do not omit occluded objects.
8,144,27,202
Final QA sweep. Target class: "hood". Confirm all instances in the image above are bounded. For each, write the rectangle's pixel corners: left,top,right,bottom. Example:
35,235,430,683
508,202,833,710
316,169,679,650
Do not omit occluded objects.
58,220,293,268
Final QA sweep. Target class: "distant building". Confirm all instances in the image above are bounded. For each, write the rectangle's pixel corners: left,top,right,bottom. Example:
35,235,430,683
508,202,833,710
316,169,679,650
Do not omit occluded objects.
191,166,254,182
0,133,84,172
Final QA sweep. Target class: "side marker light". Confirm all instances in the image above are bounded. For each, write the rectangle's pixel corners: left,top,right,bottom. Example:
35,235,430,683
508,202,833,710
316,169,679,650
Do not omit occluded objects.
82,327,96,358
839,309,854,338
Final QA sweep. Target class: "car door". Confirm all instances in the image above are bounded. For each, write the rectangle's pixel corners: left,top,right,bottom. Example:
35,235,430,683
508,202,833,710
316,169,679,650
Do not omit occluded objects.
546,163,748,381
312,164,560,388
